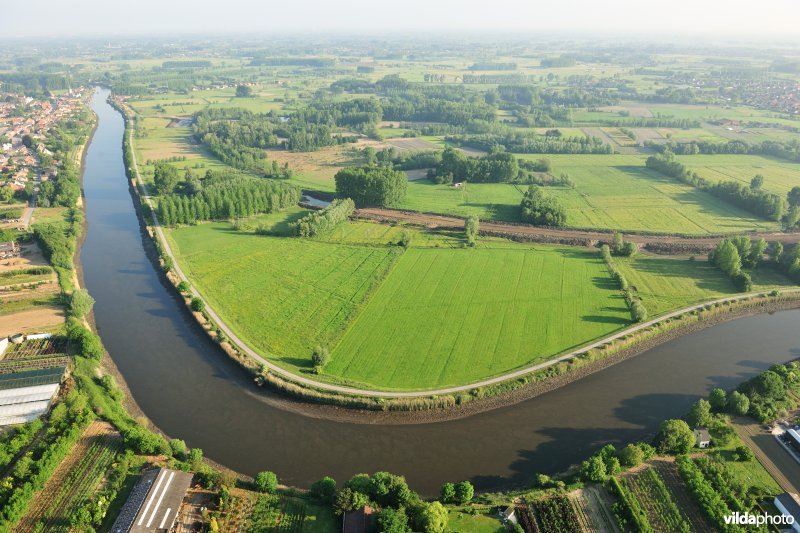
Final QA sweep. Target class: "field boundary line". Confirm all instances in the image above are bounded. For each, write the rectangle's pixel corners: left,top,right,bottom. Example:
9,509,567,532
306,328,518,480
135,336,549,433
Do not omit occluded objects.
122,102,800,398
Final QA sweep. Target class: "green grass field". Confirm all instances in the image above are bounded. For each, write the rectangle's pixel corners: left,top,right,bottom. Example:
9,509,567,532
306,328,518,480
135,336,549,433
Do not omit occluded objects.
166,221,402,371
398,180,525,222
327,245,630,389
395,155,781,234
679,154,800,196
615,255,793,317
537,155,780,234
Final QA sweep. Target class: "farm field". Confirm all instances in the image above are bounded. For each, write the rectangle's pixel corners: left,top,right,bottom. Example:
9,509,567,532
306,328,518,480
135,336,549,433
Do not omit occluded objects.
218,489,338,533
15,421,121,533
393,155,782,234
622,466,692,531
614,255,794,317
397,180,525,222
327,245,629,390
528,154,781,234
678,154,800,196
166,221,403,373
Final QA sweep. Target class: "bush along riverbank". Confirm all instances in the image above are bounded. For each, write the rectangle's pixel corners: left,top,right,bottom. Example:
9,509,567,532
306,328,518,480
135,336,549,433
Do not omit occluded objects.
115,97,800,414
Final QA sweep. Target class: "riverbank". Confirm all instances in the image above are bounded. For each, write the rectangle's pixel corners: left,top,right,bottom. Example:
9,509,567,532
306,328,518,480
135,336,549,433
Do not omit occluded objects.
114,96,800,416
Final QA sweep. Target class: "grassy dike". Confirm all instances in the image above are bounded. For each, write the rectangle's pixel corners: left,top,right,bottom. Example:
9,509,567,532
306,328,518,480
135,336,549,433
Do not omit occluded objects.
115,98,800,414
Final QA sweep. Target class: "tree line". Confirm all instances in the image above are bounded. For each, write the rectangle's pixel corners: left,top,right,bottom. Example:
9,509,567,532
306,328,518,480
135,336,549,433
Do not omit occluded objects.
290,199,355,237
447,132,612,154
646,138,800,162
708,236,767,291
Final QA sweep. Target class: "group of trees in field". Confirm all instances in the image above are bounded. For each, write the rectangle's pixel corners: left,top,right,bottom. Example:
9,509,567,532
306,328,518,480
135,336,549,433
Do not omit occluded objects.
324,471,459,533
330,74,497,126
708,236,767,291
646,152,787,222
157,171,300,226
334,166,407,207
430,147,518,184
290,199,355,237
447,132,612,155
520,186,567,226
193,108,294,176
581,442,655,483
194,103,365,157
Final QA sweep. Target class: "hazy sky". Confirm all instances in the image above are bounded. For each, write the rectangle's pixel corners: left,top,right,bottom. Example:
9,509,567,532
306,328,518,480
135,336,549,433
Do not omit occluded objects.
5,0,800,39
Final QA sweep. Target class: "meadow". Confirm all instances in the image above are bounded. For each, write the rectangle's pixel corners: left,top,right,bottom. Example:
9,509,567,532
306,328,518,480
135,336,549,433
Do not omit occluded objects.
538,154,780,234
615,255,793,317
327,244,630,390
377,155,784,235
166,221,402,372
679,154,800,196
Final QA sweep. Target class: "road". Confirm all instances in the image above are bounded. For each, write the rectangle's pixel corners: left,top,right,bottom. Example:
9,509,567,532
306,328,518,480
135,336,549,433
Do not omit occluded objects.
355,208,800,248
122,99,800,398
734,418,800,494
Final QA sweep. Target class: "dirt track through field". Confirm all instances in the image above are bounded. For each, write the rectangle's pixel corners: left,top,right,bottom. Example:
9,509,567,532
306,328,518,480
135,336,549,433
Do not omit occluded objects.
355,207,800,248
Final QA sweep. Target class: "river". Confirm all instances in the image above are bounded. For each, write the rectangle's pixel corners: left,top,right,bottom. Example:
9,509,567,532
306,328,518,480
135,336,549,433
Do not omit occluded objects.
78,87,800,494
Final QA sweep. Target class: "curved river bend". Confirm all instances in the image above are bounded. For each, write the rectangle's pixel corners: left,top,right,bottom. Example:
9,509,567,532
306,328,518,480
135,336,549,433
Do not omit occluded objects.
80,88,800,494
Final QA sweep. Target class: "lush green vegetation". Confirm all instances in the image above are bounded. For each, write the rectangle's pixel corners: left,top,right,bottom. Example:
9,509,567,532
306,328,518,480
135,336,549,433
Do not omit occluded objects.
328,245,628,389
166,220,402,374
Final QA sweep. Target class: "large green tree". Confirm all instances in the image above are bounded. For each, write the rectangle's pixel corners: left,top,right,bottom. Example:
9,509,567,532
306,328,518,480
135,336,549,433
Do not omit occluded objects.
655,419,695,454
334,166,407,207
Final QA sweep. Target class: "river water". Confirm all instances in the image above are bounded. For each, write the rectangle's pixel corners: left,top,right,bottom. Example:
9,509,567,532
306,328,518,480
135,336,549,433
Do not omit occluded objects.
79,87,800,494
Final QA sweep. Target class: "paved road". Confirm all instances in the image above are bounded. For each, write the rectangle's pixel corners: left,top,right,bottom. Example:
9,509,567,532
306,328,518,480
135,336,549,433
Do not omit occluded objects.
734,418,800,494
123,101,800,398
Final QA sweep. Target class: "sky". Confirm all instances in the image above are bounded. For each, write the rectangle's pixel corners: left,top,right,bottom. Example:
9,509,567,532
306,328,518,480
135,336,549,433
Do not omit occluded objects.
5,0,800,39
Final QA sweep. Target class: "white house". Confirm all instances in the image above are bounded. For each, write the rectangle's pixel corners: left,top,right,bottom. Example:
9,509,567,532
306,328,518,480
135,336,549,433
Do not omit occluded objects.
694,428,711,449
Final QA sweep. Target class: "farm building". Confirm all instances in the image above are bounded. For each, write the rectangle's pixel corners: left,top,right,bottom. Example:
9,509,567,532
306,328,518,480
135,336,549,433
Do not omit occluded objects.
774,492,800,532
0,334,69,426
694,428,711,449
501,505,518,525
110,467,194,533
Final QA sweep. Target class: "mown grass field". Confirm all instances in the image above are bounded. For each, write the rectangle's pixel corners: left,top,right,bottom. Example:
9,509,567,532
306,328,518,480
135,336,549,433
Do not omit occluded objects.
679,154,800,196
395,155,781,234
166,221,402,372
537,155,780,234
616,255,793,317
398,180,525,222
327,245,630,389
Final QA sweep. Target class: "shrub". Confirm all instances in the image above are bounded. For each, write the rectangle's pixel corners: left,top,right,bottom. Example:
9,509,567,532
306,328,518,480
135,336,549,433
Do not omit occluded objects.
254,471,278,493
312,346,330,368
69,289,95,319
190,297,205,312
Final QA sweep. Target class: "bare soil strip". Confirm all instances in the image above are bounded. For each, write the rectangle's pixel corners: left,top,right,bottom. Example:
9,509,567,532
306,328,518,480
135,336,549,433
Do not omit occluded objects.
355,207,800,248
